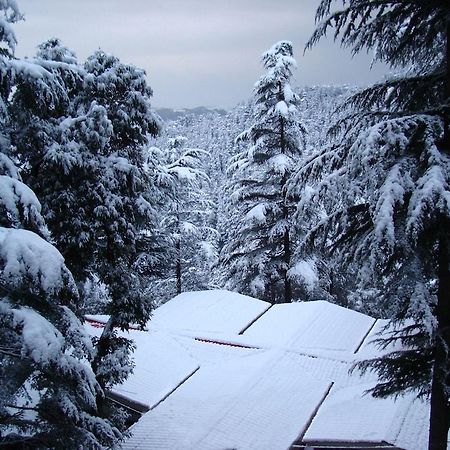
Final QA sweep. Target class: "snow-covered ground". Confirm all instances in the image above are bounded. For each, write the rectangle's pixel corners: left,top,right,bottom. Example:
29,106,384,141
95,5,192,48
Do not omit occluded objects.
85,290,430,450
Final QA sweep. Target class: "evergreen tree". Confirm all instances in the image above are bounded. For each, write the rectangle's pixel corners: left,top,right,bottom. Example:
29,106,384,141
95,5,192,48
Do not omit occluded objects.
147,106,256,304
158,102,254,269
11,42,162,431
222,41,305,304
155,89,350,297
73,51,162,394
11,38,94,283
158,136,215,297
302,2,450,449
0,6,119,448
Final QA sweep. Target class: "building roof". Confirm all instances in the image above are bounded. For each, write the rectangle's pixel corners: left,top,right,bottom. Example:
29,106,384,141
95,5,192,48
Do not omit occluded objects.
85,289,430,450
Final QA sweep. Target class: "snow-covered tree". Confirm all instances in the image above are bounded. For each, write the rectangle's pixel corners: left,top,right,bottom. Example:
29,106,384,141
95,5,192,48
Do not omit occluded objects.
150,136,216,301
11,41,162,433
0,227,121,448
73,50,162,390
158,103,254,262
146,105,257,303
0,7,119,448
222,41,305,304
302,2,450,449
11,39,91,281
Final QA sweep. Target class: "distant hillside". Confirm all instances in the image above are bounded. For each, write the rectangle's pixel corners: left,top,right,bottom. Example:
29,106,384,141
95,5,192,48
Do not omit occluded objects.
156,106,227,121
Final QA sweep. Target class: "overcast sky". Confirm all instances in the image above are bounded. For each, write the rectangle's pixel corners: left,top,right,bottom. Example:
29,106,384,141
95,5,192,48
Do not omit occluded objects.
15,0,389,109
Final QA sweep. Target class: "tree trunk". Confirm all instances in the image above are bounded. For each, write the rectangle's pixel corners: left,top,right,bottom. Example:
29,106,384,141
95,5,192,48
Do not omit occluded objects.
176,237,182,295
175,207,182,295
282,211,292,303
92,315,115,388
428,231,450,450
428,20,450,450
278,83,292,303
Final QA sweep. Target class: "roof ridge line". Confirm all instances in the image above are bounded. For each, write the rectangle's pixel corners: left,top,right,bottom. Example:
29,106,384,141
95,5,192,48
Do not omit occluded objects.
238,303,273,335
354,318,378,354
149,366,200,411
291,381,335,448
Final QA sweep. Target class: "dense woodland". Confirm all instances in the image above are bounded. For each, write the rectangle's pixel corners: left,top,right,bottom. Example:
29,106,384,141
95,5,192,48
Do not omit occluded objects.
0,1,449,449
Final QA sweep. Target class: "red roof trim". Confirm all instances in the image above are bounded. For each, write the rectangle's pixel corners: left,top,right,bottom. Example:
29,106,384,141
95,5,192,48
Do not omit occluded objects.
85,318,145,331
194,337,260,349
86,319,106,328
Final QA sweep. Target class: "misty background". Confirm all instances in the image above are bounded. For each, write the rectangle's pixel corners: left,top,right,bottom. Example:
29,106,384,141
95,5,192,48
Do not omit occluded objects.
15,0,389,108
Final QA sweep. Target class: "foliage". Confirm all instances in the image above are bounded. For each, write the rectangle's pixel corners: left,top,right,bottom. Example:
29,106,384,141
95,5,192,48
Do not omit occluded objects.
0,9,120,449
221,41,305,303
303,1,450,448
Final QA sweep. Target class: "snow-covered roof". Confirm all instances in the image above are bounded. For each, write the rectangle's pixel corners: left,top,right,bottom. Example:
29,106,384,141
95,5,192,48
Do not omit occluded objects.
120,351,332,450
149,289,270,335
302,382,429,449
243,300,375,353
85,290,429,450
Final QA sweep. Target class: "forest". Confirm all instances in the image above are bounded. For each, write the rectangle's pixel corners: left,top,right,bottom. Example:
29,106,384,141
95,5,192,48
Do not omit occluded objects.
0,1,449,450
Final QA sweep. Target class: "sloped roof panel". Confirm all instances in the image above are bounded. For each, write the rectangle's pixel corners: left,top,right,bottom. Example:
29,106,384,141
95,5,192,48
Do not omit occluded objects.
243,301,375,353
149,290,271,335
302,381,423,447
85,323,199,410
84,290,428,450
119,350,332,450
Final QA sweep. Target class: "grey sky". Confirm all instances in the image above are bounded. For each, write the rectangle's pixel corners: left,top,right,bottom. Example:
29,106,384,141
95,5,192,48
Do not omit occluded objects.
15,0,389,109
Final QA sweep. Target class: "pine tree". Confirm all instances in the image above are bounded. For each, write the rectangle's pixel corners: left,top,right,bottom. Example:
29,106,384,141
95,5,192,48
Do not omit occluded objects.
303,2,450,449
11,38,94,283
158,136,215,297
222,41,305,304
73,50,162,391
0,6,119,448
146,106,256,303
11,42,162,429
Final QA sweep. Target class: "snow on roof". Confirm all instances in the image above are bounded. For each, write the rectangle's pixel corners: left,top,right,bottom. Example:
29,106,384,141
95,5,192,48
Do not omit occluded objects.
303,382,415,444
85,323,199,411
149,289,270,335
356,318,416,358
84,290,429,450
172,334,260,364
112,331,200,411
394,397,430,450
120,350,333,450
243,300,376,353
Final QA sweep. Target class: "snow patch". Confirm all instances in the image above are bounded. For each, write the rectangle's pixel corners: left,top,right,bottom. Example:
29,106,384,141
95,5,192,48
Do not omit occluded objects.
288,259,318,292
245,203,267,223
0,227,74,294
